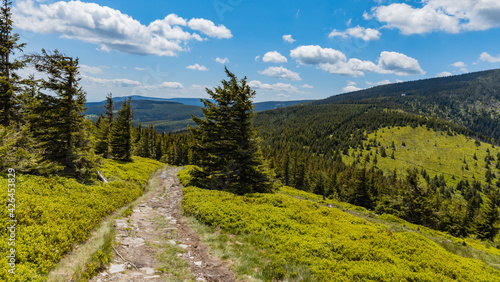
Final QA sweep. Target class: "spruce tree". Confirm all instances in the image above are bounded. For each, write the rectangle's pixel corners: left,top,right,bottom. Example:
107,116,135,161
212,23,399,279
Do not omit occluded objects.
28,49,96,178
477,189,499,240
110,97,133,161
0,0,25,126
190,68,272,194
95,92,114,157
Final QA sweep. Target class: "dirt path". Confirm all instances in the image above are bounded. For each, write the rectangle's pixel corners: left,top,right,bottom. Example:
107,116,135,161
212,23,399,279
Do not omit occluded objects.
92,167,236,282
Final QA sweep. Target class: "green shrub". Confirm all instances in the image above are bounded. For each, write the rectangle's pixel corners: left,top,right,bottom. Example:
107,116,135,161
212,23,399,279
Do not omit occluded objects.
182,186,500,281
0,157,163,280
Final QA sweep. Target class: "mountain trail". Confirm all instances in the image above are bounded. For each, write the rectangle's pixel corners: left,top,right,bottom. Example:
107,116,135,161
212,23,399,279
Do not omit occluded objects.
91,167,236,282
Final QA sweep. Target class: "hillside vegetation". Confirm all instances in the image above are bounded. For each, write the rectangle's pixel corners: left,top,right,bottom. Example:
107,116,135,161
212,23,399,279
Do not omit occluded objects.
345,125,500,187
180,167,500,281
0,157,163,280
318,68,500,141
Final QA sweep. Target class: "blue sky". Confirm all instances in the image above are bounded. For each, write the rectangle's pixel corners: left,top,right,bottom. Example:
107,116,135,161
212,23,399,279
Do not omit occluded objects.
12,0,500,102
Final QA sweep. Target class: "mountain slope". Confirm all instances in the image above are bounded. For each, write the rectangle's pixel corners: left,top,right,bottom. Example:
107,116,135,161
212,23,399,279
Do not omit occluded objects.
317,68,500,140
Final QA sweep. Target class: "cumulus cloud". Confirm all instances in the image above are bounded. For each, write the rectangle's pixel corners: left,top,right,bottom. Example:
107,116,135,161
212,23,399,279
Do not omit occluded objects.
82,75,142,87
451,61,466,68
377,51,426,75
83,73,183,90
329,26,381,41
13,0,231,56
437,71,453,77
479,52,500,63
343,81,363,92
80,64,104,74
215,57,229,64
248,80,300,93
290,45,425,77
141,81,184,90
319,58,379,77
258,66,301,81
186,64,208,71
283,34,296,43
371,0,500,35
290,45,346,65
187,18,232,38
262,51,288,63
366,79,392,86
300,84,314,89
277,93,291,98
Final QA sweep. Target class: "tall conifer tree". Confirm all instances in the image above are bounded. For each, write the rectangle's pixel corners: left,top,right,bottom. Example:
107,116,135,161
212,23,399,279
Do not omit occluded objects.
0,0,25,126
190,68,272,194
95,92,114,157
28,49,96,177
110,97,133,161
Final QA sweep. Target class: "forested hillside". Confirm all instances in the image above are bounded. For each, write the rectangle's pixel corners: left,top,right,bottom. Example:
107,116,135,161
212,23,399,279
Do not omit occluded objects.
317,69,500,140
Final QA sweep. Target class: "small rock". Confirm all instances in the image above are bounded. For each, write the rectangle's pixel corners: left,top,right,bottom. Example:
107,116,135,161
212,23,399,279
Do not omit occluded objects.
109,263,125,274
168,240,176,245
194,261,202,266
179,244,189,249
114,219,128,229
140,267,156,275
144,275,161,279
133,209,140,213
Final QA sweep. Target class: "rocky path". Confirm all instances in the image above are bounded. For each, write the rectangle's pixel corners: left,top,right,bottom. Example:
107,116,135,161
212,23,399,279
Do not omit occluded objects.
92,167,236,282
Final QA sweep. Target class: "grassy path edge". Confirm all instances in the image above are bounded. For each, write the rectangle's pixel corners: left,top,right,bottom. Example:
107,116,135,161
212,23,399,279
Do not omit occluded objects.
46,165,168,281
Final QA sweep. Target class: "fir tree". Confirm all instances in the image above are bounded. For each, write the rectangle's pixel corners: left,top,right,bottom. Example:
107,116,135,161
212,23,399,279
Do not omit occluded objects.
0,0,25,126
477,189,500,241
190,68,272,194
110,97,133,161
28,50,96,178
95,92,114,157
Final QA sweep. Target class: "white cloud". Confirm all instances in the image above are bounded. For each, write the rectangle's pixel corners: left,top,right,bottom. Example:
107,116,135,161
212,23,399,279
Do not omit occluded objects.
277,93,291,98
343,81,363,92
186,64,208,71
187,18,232,39
366,79,392,86
248,80,300,93
80,64,104,74
479,52,500,63
300,84,314,89
283,34,296,43
215,57,229,64
372,0,500,35
290,45,425,77
134,67,146,71
262,51,288,63
319,58,379,77
437,71,453,77
451,61,466,68
258,66,301,81
13,1,231,56
255,55,260,62
82,75,141,87
329,26,381,41
290,45,346,65
377,51,426,75
141,81,184,90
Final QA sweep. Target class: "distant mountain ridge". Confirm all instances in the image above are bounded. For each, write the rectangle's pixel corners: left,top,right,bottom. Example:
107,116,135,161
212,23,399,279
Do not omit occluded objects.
85,96,311,132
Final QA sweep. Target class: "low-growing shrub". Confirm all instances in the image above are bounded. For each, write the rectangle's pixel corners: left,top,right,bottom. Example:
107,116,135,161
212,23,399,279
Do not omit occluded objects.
0,157,163,280
182,186,500,281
